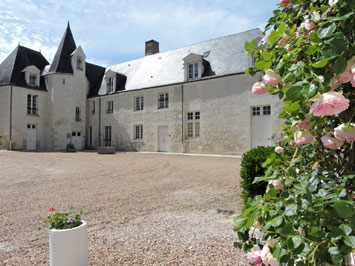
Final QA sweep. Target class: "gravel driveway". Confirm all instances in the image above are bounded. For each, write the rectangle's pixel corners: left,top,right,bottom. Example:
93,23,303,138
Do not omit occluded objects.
0,151,247,265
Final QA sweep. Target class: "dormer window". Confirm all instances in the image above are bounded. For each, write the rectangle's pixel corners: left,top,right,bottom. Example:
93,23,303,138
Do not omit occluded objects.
188,63,199,80
77,57,83,70
29,74,37,86
183,53,204,81
107,77,114,93
23,65,40,87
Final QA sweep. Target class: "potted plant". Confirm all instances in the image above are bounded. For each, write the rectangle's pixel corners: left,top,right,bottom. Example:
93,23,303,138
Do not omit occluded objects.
39,207,87,266
66,143,76,152
97,140,115,154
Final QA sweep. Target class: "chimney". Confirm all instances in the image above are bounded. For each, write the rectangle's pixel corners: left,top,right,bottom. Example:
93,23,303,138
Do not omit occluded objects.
145,40,159,56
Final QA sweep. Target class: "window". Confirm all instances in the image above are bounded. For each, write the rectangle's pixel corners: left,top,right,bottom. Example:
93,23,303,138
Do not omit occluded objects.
27,124,35,129
106,101,113,114
27,94,38,115
104,125,112,147
75,107,81,121
252,106,271,116
187,111,200,138
135,96,144,111
29,74,37,86
263,105,271,115
158,93,169,109
252,107,260,116
134,125,143,140
77,57,82,70
188,63,199,80
92,101,95,114
107,77,114,93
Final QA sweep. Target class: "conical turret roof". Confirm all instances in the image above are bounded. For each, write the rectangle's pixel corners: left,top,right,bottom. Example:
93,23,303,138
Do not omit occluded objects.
49,22,77,73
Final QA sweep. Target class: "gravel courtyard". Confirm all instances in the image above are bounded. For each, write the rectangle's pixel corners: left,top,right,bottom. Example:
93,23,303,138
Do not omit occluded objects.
0,151,247,265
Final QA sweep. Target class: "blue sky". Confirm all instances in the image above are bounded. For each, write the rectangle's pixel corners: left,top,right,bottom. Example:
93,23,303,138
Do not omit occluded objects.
0,0,280,67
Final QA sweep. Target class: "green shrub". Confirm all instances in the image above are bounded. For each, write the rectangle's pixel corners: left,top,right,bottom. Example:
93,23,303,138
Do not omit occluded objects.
240,146,274,204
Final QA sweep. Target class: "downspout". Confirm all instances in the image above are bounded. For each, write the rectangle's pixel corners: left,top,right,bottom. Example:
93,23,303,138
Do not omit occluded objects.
9,86,13,150
181,84,184,153
98,98,101,147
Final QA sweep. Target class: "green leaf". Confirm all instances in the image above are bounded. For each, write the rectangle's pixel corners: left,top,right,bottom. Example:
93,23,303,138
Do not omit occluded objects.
285,204,297,216
283,101,301,113
328,247,340,255
339,224,352,236
333,201,353,218
302,83,317,98
305,45,319,55
271,216,283,227
291,236,302,249
334,56,347,74
310,32,322,43
245,39,255,51
280,221,293,235
254,60,272,71
317,23,336,39
327,12,354,21
234,216,247,231
278,22,287,35
288,167,297,178
312,58,329,68
270,30,282,44
344,236,355,247
285,85,303,101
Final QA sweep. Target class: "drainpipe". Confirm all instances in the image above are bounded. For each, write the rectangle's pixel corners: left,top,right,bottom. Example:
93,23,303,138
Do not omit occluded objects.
181,84,184,153
9,86,13,150
98,98,101,147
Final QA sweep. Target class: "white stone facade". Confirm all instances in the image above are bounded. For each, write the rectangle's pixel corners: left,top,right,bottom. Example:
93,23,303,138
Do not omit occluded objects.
0,26,283,154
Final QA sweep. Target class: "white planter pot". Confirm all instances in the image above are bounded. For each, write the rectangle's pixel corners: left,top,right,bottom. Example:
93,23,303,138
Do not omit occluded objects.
50,221,88,266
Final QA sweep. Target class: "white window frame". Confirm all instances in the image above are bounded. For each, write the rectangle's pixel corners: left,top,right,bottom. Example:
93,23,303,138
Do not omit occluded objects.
77,57,83,70
27,94,38,115
158,93,169,109
107,77,114,93
252,105,271,116
75,107,81,121
134,125,143,140
135,96,144,111
104,125,112,147
106,101,113,114
187,111,200,139
29,74,37,86
188,63,199,80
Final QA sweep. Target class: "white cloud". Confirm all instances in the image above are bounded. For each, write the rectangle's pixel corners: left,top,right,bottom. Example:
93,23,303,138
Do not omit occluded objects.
0,0,279,65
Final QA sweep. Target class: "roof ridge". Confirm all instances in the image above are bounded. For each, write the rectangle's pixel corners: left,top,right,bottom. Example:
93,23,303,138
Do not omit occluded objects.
108,28,262,68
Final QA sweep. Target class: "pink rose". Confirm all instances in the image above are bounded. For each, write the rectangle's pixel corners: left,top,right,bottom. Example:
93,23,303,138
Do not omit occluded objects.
263,69,282,87
334,123,355,141
351,74,355,87
321,135,344,150
304,19,316,31
296,118,311,130
269,179,284,190
312,161,319,169
280,0,292,7
275,146,284,153
294,131,313,145
310,92,350,117
247,250,263,265
330,77,342,90
252,82,268,95
339,69,351,83
261,245,279,266
298,227,306,237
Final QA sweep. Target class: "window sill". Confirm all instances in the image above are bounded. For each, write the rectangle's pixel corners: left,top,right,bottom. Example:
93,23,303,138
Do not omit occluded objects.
134,109,144,112
186,137,200,140
106,112,113,115
133,139,144,141
27,113,39,117
75,119,82,122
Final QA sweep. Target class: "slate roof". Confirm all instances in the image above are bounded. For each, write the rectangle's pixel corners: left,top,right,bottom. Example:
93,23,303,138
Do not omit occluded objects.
0,45,49,90
86,62,106,97
48,22,76,74
98,28,262,95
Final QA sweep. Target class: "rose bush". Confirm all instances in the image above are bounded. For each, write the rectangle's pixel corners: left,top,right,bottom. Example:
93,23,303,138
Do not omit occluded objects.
235,0,354,265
